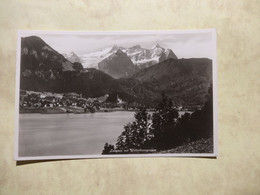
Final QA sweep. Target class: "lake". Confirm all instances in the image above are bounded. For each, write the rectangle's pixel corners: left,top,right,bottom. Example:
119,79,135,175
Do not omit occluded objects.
19,111,135,157
19,110,192,157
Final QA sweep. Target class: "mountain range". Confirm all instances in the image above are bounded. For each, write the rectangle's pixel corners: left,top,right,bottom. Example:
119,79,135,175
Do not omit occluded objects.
20,36,212,106
69,43,178,71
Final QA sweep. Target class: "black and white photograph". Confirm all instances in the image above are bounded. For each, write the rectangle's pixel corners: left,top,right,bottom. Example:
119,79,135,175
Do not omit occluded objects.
14,29,217,160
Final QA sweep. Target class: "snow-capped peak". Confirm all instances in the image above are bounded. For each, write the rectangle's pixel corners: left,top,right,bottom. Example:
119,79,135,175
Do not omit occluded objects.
152,43,162,49
109,45,119,53
63,51,81,63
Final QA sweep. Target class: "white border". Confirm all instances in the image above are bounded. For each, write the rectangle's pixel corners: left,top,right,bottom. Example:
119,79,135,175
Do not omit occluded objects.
14,29,217,161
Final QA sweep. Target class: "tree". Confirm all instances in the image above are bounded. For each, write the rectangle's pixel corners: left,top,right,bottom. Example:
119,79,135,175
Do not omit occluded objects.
116,123,135,150
150,94,179,149
133,107,151,147
116,107,151,150
175,85,213,142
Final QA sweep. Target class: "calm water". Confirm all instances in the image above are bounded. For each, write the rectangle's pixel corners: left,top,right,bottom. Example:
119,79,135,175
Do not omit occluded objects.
19,111,135,157
19,111,192,157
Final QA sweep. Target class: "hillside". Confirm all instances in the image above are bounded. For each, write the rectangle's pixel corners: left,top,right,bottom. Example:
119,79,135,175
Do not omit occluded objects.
21,36,83,74
133,58,212,105
98,49,136,79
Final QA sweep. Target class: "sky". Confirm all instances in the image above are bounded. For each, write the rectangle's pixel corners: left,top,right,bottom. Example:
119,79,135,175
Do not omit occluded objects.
20,30,216,59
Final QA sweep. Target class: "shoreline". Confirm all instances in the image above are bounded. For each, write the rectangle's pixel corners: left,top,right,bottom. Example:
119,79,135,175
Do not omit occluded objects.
19,107,138,114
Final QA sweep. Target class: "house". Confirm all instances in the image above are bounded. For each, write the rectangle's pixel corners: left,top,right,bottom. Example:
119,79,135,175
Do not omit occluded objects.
117,95,127,107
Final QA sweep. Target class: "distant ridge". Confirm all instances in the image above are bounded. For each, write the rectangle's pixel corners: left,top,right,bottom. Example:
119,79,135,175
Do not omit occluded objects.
133,58,212,105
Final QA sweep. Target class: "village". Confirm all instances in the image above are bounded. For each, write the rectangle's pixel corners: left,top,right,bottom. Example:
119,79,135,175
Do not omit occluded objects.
19,90,141,114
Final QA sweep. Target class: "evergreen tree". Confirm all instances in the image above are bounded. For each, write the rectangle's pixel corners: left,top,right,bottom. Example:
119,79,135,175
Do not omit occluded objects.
116,122,135,150
175,85,213,142
116,107,150,150
133,107,150,147
150,94,179,149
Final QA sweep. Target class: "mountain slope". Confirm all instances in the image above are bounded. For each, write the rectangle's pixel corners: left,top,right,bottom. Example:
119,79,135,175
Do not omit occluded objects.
63,52,81,63
79,45,121,68
20,36,85,91
127,44,178,69
21,36,80,72
133,58,212,105
98,49,136,79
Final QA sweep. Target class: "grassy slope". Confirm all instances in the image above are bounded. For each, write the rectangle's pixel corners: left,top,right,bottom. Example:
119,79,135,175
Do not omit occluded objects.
160,138,213,154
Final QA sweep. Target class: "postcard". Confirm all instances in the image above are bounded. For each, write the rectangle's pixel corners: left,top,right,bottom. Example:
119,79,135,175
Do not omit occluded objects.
14,29,217,160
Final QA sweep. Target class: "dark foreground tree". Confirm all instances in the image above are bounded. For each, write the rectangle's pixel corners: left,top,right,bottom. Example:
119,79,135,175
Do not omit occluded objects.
149,94,179,149
177,85,213,141
116,107,151,150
